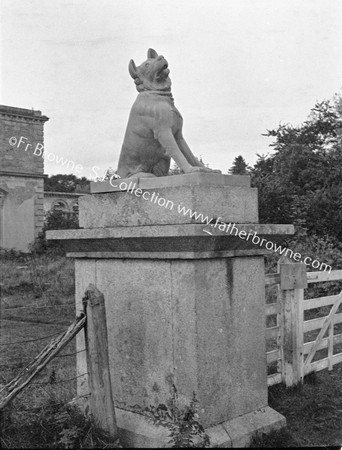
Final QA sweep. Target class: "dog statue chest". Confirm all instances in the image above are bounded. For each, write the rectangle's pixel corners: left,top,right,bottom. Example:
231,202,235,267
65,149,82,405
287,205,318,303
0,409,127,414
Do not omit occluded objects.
130,94,183,138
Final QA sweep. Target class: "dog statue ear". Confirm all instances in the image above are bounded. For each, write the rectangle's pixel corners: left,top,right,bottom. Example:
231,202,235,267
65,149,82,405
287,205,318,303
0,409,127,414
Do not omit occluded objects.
147,48,158,59
129,59,138,79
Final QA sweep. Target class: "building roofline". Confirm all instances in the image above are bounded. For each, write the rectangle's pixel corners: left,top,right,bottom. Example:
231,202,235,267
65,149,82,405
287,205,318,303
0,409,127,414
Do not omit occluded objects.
0,105,49,122
0,170,47,179
43,191,86,197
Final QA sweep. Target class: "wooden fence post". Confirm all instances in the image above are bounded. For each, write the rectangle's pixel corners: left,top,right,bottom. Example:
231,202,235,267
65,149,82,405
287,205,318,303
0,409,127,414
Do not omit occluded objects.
278,261,306,387
83,284,117,438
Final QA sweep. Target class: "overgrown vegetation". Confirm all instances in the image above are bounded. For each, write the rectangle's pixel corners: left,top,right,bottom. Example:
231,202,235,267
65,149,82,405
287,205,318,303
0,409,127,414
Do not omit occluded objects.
44,174,89,193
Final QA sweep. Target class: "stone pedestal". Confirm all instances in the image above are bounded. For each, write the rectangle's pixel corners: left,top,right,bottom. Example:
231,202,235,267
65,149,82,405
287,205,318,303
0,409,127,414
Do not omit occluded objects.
47,174,293,447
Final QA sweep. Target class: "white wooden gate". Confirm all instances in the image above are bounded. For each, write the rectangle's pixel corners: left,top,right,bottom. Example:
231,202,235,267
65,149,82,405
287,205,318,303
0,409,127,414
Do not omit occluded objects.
265,264,342,387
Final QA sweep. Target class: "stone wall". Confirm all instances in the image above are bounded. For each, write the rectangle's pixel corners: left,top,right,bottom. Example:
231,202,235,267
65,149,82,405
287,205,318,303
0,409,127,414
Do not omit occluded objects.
0,105,49,251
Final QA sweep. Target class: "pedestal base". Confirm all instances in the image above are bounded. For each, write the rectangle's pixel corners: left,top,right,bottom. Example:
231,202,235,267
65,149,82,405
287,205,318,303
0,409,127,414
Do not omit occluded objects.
74,255,269,428
115,406,285,448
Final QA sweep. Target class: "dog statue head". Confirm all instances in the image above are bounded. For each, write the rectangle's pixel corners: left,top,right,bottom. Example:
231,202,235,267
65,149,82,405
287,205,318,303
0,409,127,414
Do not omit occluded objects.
129,48,171,92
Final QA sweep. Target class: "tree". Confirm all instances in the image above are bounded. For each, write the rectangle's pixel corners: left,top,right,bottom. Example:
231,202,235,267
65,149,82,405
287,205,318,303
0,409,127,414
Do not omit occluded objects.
250,94,342,240
44,174,89,193
31,209,80,253
228,156,250,175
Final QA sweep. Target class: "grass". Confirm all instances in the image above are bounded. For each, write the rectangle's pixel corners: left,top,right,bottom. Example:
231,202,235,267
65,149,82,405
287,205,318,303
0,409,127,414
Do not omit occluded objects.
252,367,342,447
1,401,120,449
0,248,75,299
0,250,120,448
2,252,342,447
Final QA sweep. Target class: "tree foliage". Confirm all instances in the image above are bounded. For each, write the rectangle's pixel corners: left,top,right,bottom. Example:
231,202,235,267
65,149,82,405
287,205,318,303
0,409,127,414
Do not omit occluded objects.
44,209,79,231
44,174,89,193
31,210,79,254
250,94,342,242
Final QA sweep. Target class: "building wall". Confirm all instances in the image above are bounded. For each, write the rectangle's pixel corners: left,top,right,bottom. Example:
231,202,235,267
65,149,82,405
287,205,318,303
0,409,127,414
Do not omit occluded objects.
0,105,49,251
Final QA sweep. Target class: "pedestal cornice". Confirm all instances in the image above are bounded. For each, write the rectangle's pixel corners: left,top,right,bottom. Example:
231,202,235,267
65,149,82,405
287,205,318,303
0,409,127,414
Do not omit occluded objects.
47,223,294,257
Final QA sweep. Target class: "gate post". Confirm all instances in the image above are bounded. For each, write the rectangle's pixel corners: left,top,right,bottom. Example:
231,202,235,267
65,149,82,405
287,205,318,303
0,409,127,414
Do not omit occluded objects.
83,284,118,438
278,261,306,386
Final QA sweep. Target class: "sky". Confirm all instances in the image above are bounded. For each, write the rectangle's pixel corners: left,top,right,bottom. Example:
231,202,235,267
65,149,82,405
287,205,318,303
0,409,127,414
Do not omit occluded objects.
1,0,341,178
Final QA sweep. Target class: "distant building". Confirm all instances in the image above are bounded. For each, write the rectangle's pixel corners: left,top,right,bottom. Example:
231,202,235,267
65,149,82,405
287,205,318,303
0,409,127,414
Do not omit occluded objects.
0,105,49,251
43,191,86,216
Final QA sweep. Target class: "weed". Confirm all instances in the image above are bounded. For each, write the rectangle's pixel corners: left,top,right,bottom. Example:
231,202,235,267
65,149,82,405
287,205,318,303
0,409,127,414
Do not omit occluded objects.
144,393,210,448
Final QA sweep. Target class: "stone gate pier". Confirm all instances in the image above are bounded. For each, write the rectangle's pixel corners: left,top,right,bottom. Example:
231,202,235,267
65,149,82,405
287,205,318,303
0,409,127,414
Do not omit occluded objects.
47,173,294,447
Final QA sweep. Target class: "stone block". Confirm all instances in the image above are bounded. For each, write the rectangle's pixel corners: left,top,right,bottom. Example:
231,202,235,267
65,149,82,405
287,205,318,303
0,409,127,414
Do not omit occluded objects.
116,408,171,448
222,406,286,447
71,400,284,448
79,184,258,228
74,255,269,429
171,257,268,427
205,424,232,448
95,259,174,411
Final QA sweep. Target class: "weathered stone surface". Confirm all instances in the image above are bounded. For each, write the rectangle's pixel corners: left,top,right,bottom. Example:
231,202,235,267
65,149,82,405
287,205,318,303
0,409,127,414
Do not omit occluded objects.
96,259,174,411
171,257,268,427
204,424,232,448
79,184,258,227
74,255,269,429
115,408,171,448
222,406,286,447
90,173,250,193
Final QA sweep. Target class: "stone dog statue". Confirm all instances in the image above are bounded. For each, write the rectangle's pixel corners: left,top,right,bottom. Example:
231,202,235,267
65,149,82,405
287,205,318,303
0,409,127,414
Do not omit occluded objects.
116,48,221,178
